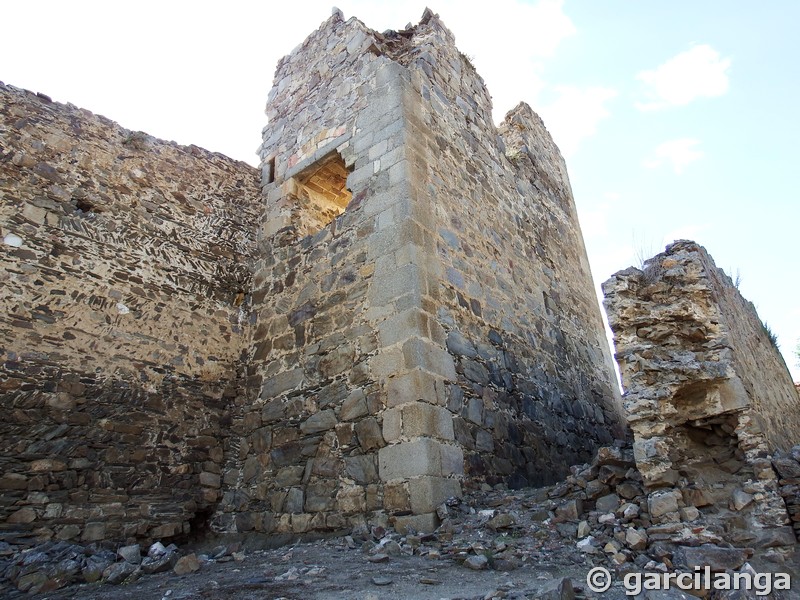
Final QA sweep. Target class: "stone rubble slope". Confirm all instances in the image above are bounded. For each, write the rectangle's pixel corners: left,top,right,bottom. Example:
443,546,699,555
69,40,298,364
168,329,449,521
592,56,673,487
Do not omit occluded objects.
4,443,799,597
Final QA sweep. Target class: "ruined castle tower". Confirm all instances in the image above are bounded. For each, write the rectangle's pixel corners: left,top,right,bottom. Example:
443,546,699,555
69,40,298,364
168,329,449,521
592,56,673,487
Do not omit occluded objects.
0,9,623,543
218,9,624,535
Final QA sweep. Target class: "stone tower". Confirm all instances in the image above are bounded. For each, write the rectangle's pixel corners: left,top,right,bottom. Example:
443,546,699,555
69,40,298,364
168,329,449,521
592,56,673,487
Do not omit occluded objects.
219,8,624,535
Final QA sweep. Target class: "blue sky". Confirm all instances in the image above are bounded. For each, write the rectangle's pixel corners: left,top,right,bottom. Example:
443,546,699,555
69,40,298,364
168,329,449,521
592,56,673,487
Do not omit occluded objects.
2,1,798,380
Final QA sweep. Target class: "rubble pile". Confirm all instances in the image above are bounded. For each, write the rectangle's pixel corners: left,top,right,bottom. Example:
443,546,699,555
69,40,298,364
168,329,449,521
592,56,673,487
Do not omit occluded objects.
602,241,800,553
0,538,244,595
546,444,797,575
1,459,798,598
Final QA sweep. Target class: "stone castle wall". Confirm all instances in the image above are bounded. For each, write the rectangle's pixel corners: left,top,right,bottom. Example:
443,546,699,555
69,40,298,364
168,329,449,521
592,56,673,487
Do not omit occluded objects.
0,83,261,544
603,240,799,545
215,12,458,536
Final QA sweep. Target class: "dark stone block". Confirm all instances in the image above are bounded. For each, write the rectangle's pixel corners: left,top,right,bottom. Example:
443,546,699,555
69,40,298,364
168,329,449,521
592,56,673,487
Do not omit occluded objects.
453,417,474,449
354,418,383,451
488,364,503,388
507,471,528,490
305,481,337,512
270,442,303,467
447,384,463,413
463,360,489,386
288,302,315,326
469,299,481,316
446,331,477,358
344,455,377,483
466,453,486,476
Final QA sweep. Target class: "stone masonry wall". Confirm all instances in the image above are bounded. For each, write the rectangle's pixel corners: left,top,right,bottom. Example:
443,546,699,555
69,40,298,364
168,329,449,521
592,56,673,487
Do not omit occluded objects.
603,240,799,546
0,83,262,545
392,18,625,488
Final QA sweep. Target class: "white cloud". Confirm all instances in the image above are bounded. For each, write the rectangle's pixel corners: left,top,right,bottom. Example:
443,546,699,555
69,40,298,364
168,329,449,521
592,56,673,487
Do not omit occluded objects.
643,138,704,174
538,86,618,157
636,44,731,111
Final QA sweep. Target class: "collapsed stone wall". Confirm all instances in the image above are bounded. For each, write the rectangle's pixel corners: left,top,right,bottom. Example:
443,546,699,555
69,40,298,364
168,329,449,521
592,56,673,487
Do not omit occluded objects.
603,240,799,545
0,83,261,545
774,446,800,540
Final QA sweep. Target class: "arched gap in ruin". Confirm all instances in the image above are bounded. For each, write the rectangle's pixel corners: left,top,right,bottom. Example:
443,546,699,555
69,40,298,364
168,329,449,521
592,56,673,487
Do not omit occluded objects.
667,414,751,509
170,507,215,547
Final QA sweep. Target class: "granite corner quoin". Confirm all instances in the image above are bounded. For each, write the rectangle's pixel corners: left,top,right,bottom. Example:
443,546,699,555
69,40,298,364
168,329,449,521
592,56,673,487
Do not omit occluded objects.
0,7,623,545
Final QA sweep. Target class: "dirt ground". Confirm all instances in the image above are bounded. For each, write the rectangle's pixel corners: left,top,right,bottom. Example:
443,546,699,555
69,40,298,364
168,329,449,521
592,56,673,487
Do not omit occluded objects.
26,535,800,600
34,540,599,600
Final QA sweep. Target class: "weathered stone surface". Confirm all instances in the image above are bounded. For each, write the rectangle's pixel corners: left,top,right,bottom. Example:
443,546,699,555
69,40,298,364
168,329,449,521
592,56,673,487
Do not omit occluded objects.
173,553,200,575
141,551,178,574
340,390,368,421
379,438,461,480
0,81,259,544
486,512,516,531
354,418,384,451
555,499,583,522
730,489,754,511
382,403,454,442
595,493,620,513
604,241,799,544
118,544,141,565
82,557,112,583
407,476,461,514
446,331,477,358
301,410,337,434
536,577,575,600
625,527,648,551
8,507,37,524
463,555,488,570
680,545,752,571
344,455,378,484
103,561,138,585
648,490,680,519
773,457,800,480
199,472,221,489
